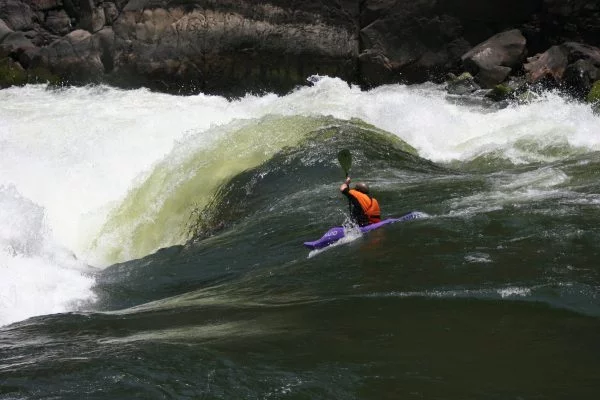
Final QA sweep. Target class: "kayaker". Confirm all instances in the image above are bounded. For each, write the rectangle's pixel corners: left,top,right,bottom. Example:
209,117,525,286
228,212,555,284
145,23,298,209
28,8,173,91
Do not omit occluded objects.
339,177,381,226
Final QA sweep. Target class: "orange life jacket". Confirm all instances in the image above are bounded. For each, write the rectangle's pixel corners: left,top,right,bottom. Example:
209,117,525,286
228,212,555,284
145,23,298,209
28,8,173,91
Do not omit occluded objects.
348,189,381,224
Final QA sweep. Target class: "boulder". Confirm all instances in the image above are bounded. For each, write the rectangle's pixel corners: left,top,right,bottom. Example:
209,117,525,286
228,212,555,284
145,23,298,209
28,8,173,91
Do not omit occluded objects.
0,30,34,57
0,56,26,87
0,0,35,31
79,5,106,33
17,44,38,67
524,42,600,96
563,59,599,96
446,72,479,95
103,2,118,26
359,1,471,85
45,9,71,35
587,80,600,103
461,29,527,88
33,28,104,83
24,0,63,12
523,45,567,82
0,17,13,41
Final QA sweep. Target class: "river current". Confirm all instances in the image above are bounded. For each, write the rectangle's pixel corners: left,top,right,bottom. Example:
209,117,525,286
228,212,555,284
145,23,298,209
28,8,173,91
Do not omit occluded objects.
1,77,599,399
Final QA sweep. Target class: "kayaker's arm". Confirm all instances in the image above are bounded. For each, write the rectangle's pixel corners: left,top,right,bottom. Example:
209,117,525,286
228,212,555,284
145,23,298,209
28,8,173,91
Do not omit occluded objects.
340,176,351,192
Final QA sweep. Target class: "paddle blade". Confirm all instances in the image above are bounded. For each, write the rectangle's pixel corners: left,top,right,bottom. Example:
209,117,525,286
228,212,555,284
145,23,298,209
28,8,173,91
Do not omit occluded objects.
337,149,352,177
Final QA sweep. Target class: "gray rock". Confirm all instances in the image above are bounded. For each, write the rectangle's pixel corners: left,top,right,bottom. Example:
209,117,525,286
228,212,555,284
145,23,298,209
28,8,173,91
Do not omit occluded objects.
0,30,34,57
461,29,527,88
0,0,35,31
24,0,63,12
79,1,106,34
103,2,119,26
45,9,71,35
359,1,469,85
0,18,13,42
0,55,27,87
34,28,104,82
563,59,599,96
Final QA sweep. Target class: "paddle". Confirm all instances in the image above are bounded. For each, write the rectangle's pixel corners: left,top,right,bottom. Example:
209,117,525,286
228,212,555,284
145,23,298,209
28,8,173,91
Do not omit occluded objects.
337,149,352,177
337,149,353,215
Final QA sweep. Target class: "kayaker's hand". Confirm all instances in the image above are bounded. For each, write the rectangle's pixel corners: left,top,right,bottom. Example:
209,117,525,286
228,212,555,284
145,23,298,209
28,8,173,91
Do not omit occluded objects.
340,177,351,192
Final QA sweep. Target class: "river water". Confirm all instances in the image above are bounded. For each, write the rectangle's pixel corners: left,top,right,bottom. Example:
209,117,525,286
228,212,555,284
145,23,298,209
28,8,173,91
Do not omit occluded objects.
1,78,599,398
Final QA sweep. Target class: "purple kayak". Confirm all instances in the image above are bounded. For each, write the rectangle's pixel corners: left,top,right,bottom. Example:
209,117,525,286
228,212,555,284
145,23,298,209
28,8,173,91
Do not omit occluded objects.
303,211,427,250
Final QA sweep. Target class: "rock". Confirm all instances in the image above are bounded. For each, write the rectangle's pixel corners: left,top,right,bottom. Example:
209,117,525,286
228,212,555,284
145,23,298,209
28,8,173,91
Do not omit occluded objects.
486,76,529,102
79,0,106,34
0,18,13,41
2,0,600,96
524,45,567,82
33,28,104,83
0,56,26,87
103,2,118,26
461,29,527,88
485,83,513,101
586,80,600,103
17,44,38,67
94,26,114,72
358,49,394,87
0,30,34,57
359,1,470,85
446,71,480,95
542,0,600,48
26,63,60,83
0,0,35,31
45,10,71,35
524,41,600,96
563,59,599,96
25,0,63,12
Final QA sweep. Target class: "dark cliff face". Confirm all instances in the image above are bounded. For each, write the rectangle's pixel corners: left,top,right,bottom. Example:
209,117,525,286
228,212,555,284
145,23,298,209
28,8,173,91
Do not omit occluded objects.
108,0,360,95
0,0,599,95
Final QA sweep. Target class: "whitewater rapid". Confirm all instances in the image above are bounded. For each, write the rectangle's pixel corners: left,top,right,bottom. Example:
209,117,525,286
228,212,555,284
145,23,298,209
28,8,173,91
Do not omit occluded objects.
1,77,599,325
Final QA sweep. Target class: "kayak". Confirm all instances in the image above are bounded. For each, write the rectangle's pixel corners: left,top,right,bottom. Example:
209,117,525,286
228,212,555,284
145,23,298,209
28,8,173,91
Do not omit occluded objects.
303,211,427,250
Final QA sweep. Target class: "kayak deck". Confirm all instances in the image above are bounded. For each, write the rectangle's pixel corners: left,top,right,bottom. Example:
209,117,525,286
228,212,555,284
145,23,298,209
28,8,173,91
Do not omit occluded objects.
303,211,427,250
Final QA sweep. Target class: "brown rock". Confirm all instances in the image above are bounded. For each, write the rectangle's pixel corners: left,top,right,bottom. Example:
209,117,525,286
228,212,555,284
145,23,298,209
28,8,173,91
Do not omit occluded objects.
524,42,600,83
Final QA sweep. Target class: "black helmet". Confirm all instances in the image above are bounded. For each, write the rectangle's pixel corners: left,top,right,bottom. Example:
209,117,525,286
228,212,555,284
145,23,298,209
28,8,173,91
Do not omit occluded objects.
355,182,369,194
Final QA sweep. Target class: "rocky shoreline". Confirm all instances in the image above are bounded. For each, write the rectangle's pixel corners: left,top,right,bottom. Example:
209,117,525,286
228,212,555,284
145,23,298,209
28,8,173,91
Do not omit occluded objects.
1,0,599,103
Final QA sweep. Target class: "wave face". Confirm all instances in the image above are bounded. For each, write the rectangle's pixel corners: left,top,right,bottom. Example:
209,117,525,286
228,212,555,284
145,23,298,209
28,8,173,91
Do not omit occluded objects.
1,78,600,398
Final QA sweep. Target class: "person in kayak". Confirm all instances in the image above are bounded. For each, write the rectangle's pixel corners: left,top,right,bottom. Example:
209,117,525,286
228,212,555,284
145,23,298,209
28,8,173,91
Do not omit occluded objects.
339,177,381,226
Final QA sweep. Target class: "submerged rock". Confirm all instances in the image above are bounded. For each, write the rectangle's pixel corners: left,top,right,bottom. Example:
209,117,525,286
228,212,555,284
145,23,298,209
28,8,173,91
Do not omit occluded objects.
446,72,480,95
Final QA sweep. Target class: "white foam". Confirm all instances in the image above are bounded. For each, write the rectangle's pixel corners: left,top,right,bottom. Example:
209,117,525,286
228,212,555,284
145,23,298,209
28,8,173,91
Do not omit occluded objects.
447,167,576,217
0,185,96,326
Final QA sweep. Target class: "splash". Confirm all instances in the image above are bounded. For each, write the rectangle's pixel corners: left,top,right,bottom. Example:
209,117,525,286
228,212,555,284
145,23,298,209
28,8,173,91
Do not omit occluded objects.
0,185,96,326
